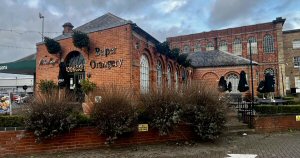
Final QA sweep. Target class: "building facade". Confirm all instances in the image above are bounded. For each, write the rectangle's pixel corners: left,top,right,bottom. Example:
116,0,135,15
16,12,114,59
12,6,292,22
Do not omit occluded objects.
167,17,286,96
36,13,189,96
283,29,300,93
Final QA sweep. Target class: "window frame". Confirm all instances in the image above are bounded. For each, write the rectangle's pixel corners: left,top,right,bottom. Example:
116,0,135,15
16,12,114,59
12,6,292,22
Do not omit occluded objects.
247,37,258,54
233,38,242,56
206,42,214,51
219,40,228,52
140,54,150,93
263,34,275,53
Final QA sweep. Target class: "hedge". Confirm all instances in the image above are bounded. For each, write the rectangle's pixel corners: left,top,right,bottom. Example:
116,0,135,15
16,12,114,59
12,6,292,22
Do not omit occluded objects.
0,116,24,127
254,105,300,114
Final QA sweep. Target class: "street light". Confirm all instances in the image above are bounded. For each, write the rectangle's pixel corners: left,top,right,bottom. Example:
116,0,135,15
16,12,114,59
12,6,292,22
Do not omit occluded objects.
249,41,254,126
39,13,44,42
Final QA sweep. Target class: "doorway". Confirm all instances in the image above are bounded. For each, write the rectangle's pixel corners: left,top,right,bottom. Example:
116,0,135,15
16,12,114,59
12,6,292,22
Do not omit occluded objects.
65,51,85,102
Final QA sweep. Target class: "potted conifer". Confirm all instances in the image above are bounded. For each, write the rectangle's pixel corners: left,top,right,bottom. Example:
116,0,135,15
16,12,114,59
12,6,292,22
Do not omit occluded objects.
80,79,96,115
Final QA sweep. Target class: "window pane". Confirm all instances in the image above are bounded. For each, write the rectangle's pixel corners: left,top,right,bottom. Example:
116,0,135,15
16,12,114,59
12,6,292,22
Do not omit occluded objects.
247,37,257,54
157,60,162,91
194,43,201,52
293,40,300,49
167,64,172,88
233,39,242,55
183,45,190,53
263,34,274,53
140,55,149,93
206,42,214,51
294,56,300,67
219,40,228,52
286,77,290,90
226,73,239,93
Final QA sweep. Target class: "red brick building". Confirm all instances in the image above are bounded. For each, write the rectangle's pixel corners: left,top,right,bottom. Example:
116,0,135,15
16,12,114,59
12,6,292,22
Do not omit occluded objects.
167,17,286,96
36,13,189,96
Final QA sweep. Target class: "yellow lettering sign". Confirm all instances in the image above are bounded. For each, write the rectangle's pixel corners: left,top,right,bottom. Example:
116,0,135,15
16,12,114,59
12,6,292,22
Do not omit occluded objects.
138,124,148,132
296,115,300,121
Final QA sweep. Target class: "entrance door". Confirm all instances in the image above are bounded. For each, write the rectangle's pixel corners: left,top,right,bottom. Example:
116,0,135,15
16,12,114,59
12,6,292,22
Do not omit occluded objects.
65,51,86,102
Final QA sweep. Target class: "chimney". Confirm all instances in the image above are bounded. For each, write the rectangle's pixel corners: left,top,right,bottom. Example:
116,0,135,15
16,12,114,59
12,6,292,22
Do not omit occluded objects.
214,37,218,50
62,22,74,35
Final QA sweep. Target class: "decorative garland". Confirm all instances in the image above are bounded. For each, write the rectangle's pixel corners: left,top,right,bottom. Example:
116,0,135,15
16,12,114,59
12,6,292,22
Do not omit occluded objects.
44,37,62,54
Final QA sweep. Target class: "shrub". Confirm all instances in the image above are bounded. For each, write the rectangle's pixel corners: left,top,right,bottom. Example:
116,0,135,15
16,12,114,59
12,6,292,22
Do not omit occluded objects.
38,80,58,94
177,53,190,67
44,37,62,54
91,86,136,144
254,105,300,114
0,115,24,127
72,31,90,49
181,83,227,141
140,90,182,136
80,79,96,95
23,93,78,143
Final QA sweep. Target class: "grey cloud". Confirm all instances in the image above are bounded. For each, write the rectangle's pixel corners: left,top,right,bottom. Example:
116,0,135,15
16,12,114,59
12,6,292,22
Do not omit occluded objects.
208,0,261,28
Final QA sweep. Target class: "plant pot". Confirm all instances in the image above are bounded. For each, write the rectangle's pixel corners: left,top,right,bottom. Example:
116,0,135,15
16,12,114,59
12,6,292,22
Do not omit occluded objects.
82,102,94,116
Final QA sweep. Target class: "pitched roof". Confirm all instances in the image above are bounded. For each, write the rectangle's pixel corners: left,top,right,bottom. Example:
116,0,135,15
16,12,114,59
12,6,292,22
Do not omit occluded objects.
52,13,132,41
187,50,258,68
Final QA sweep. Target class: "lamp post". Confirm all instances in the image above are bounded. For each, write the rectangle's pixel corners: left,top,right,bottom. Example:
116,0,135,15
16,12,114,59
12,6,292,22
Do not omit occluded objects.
249,41,254,126
39,13,44,42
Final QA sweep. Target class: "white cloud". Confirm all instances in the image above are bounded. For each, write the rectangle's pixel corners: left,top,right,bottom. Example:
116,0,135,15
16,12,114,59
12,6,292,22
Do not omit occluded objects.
27,0,40,8
155,0,187,14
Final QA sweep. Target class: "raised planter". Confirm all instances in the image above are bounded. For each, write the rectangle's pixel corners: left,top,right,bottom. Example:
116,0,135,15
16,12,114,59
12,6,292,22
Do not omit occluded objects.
254,114,300,132
0,124,195,157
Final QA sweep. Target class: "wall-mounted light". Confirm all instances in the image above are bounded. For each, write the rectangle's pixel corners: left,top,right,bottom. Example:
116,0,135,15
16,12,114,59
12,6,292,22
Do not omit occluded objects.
87,72,91,78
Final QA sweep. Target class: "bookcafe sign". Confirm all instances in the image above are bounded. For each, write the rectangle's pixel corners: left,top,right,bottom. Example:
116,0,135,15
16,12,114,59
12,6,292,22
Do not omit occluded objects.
90,47,123,69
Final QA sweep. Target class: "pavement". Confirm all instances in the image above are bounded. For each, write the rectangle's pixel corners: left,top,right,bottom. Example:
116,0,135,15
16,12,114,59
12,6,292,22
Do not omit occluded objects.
15,131,300,158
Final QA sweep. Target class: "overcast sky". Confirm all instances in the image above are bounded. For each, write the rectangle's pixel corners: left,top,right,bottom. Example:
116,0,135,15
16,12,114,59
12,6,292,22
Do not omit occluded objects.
0,0,300,78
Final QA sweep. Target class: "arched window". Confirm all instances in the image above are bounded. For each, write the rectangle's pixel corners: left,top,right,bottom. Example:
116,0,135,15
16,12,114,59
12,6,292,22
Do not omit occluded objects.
175,69,179,91
140,55,150,93
263,34,274,53
167,64,172,88
157,60,163,91
219,40,228,52
206,42,214,51
226,73,239,93
233,38,242,55
194,43,201,52
183,45,190,53
247,37,257,54
264,68,274,76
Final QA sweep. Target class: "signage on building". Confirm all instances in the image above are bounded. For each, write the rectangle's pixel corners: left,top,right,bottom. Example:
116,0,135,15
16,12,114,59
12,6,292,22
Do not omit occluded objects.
66,64,85,72
296,115,300,121
39,58,58,65
0,66,7,70
95,47,117,57
90,59,123,69
138,124,148,132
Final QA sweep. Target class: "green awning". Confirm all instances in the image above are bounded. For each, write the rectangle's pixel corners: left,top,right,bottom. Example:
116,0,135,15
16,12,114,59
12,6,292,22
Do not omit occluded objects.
0,53,36,75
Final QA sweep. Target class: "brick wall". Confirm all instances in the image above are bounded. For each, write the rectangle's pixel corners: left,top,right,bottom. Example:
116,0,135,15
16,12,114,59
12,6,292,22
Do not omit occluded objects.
36,24,133,90
167,20,285,96
254,114,300,132
283,30,300,92
0,125,194,157
192,66,259,95
36,24,190,96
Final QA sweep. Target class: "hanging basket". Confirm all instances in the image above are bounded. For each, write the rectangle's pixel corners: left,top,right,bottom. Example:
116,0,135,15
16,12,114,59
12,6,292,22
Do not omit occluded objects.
72,31,90,52
44,37,62,54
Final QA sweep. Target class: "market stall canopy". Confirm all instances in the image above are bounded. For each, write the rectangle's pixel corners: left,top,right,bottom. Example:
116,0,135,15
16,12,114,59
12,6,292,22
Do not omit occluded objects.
0,53,36,75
